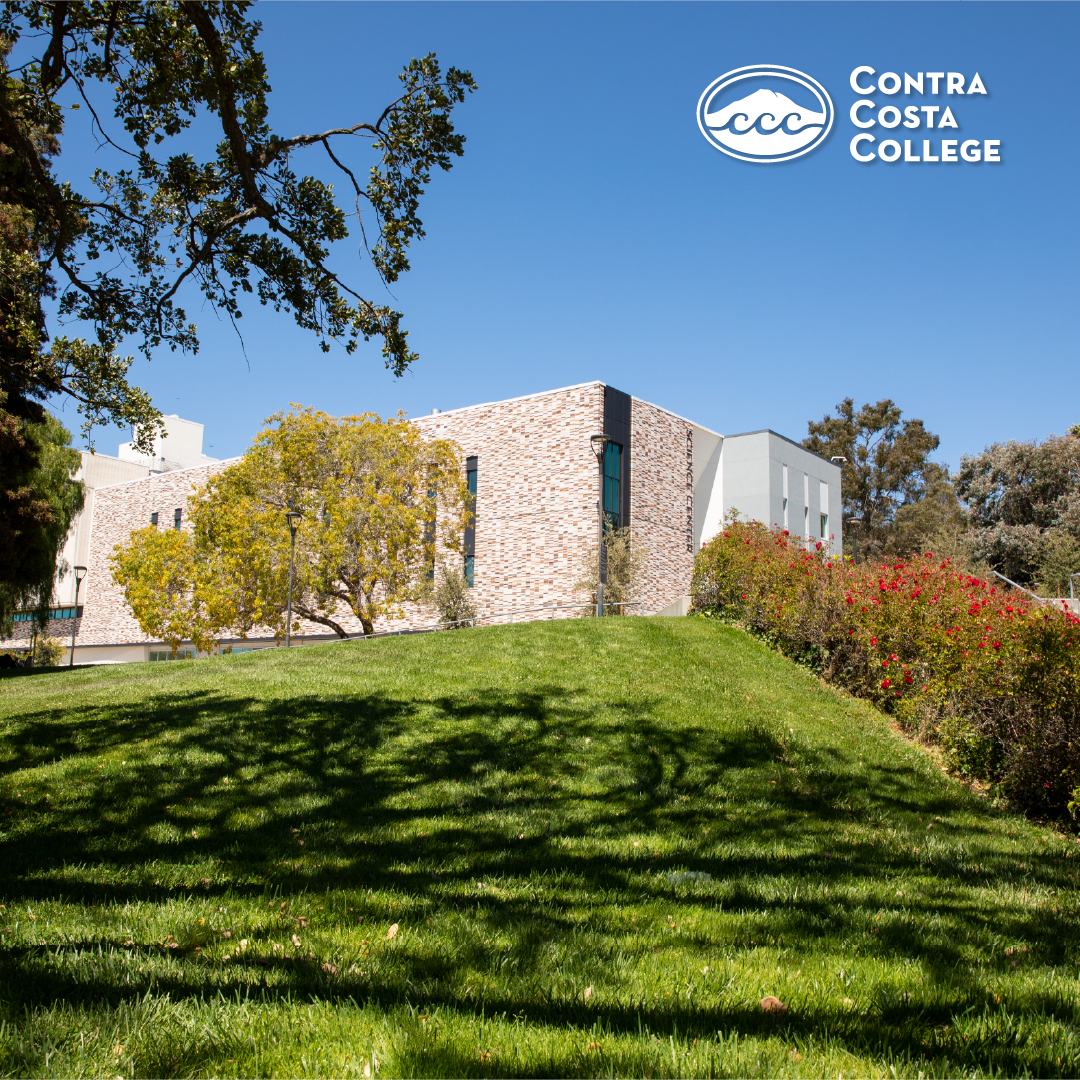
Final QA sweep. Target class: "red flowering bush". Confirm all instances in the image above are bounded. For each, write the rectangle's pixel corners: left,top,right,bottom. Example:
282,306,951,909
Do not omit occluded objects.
692,520,1080,820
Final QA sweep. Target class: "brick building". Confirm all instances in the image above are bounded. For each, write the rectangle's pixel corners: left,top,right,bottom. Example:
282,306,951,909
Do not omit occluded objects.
2,382,841,663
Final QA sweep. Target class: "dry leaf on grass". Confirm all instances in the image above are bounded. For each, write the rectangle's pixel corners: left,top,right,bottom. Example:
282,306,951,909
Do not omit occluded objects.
386,922,399,941
584,985,593,1000
760,995,787,1013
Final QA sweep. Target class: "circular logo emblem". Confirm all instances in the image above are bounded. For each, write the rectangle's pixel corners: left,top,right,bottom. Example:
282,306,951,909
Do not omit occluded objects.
697,65,834,163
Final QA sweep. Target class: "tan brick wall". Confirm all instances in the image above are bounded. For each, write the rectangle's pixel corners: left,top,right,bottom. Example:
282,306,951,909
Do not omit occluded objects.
629,399,696,614
409,382,605,620
78,462,233,647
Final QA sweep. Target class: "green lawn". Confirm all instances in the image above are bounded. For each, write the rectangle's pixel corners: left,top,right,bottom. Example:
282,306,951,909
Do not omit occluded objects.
1,617,1078,1078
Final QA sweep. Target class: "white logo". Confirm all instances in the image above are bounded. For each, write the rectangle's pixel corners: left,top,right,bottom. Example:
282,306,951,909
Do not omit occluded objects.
697,65,834,163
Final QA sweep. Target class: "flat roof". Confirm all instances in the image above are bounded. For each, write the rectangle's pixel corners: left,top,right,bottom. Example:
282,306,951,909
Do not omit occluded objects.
723,428,841,469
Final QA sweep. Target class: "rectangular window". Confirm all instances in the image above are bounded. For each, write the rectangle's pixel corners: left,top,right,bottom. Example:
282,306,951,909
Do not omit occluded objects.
782,465,789,529
150,511,158,526
803,473,810,539
149,649,193,661
425,483,436,582
603,441,621,531
464,456,477,586
15,605,84,623
820,513,828,539
173,508,182,529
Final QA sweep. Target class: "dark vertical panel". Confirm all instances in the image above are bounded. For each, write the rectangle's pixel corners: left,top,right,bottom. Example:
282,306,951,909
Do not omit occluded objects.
603,385,632,528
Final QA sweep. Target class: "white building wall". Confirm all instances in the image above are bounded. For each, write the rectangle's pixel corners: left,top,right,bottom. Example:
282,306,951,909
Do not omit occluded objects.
704,430,842,555
119,414,218,472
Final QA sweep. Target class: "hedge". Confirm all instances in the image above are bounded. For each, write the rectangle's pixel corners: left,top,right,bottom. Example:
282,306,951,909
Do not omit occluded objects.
691,521,1080,822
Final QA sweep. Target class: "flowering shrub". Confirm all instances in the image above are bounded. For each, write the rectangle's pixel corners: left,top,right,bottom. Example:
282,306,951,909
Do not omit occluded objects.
692,520,1080,820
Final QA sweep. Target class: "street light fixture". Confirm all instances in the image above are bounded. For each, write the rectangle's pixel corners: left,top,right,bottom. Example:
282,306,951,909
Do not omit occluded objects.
590,434,610,618
285,509,302,647
69,565,87,667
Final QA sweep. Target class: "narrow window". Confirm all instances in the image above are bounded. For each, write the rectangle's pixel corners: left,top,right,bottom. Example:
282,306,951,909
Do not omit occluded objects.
425,481,436,582
464,456,477,586
603,442,622,531
150,511,158,526
803,473,810,539
820,513,828,539
173,508,182,529
782,465,789,529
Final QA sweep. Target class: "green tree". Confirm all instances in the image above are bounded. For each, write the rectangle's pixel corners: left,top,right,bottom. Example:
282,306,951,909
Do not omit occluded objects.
887,465,969,561
112,407,471,642
0,407,83,634
2,1,475,604
803,398,941,560
956,431,1080,586
1037,531,1080,598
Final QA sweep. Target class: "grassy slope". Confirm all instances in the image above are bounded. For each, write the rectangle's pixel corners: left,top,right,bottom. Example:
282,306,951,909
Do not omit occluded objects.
0,617,1077,1079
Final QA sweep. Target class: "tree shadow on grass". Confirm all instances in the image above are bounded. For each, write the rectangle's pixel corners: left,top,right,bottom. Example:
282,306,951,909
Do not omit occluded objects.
1,684,1077,1075
0,936,1071,1077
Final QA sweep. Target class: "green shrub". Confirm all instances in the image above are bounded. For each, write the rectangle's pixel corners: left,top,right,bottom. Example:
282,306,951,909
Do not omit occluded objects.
430,558,477,629
692,520,1080,820
34,636,67,667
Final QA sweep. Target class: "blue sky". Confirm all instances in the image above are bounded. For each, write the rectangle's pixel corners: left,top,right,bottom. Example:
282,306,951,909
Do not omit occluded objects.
48,2,1080,469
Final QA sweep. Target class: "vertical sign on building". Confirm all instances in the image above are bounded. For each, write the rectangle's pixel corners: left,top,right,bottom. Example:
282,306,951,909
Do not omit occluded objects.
686,428,694,553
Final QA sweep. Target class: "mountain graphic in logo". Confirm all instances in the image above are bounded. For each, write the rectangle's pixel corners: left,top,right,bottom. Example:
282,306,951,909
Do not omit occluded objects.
703,89,825,155
697,65,834,163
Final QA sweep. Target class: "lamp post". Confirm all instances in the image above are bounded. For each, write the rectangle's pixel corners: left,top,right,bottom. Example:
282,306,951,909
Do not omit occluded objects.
285,510,302,647
830,458,846,556
69,565,87,667
590,433,610,618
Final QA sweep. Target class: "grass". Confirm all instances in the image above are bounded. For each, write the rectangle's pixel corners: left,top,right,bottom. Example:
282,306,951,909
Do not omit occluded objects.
0,616,1078,1079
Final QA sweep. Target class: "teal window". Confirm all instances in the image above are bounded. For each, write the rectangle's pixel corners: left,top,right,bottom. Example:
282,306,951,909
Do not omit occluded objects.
603,441,622,531
464,457,477,586
820,513,828,539
425,484,437,582
13,606,82,623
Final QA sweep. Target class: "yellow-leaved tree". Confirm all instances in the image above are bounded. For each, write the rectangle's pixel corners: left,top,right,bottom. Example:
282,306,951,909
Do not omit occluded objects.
110,526,217,656
111,406,470,646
